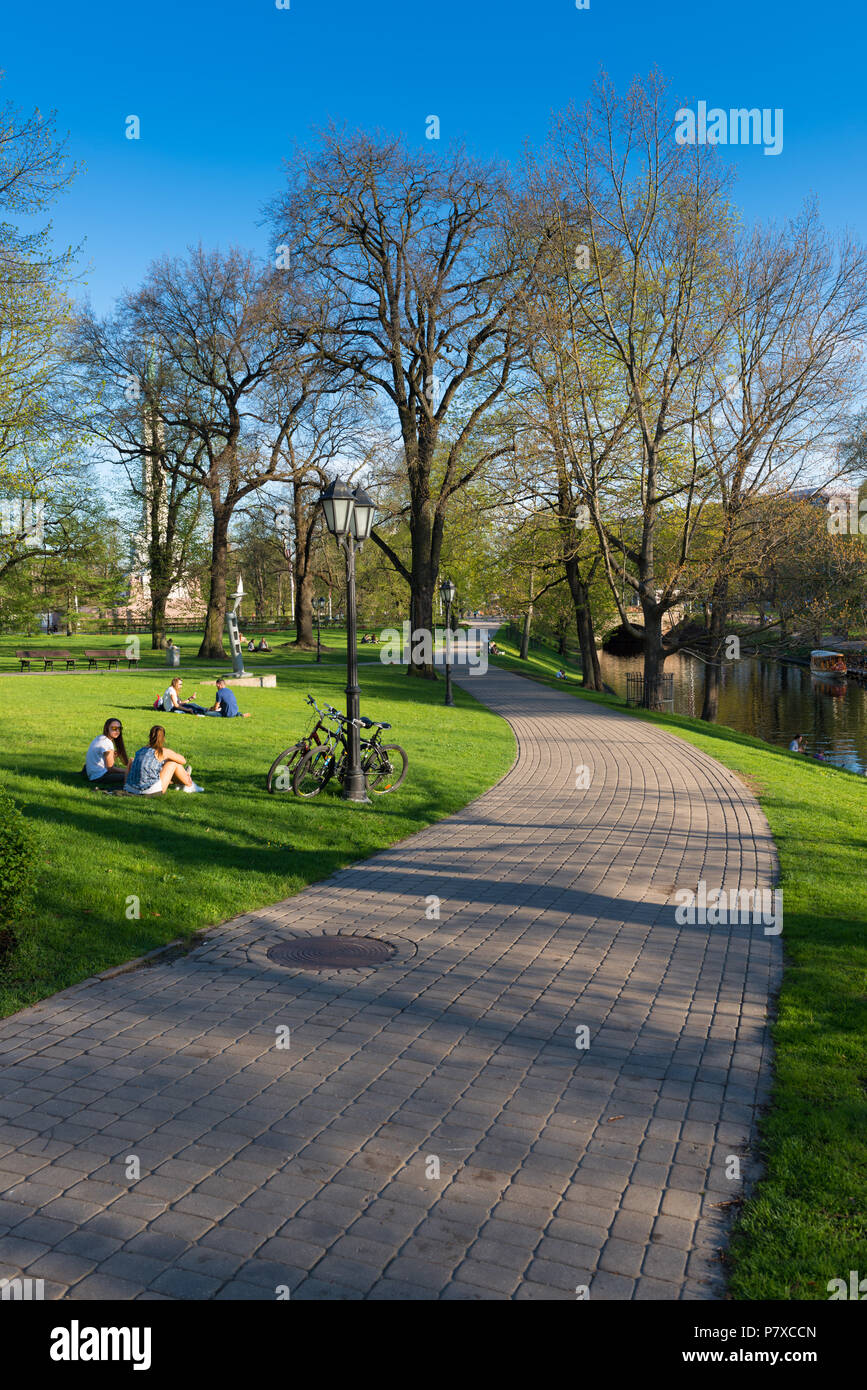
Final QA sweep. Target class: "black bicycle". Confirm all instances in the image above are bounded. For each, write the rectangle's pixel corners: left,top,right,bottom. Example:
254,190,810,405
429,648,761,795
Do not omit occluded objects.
292,710,408,798
266,695,342,793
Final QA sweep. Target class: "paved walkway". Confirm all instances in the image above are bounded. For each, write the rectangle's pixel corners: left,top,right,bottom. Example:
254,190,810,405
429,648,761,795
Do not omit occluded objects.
0,669,781,1300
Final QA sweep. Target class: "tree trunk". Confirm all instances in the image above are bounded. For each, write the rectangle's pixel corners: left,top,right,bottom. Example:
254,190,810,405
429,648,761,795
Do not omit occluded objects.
407,571,437,678
641,604,667,708
575,595,602,689
700,575,729,722
295,569,314,647
566,563,603,691
405,444,439,679
291,490,316,647
151,589,169,651
198,510,231,659
519,605,532,660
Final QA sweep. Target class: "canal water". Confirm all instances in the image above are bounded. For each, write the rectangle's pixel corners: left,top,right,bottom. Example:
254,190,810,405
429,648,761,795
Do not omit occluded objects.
598,651,867,775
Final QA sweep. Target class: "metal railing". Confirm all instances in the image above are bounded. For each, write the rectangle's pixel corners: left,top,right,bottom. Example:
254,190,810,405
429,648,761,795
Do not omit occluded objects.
625,671,674,710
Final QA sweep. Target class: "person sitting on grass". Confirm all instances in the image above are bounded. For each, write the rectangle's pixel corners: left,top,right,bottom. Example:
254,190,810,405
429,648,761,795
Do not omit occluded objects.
204,677,252,718
84,717,130,789
256,637,271,652
125,726,204,795
555,668,566,679
788,733,805,752
161,676,206,716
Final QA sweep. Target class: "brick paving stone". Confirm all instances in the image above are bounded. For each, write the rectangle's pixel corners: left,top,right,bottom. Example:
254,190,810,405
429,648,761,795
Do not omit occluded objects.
0,1234,50,1266
652,1214,696,1249
598,1237,645,1278
635,1276,681,1300
368,1278,436,1300
149,1268,223,1299
524,1257,594,1293
24,1250,96,1284
66,1272,141,1300
291,1277,363,1300
381,1256,453,1292
213,1280,271,1300
454,1258,522,1295
175,1245,245,1280
590,1270,637,1299
643,1243,689,1283
535,1235,599,1270
0,665,779,1300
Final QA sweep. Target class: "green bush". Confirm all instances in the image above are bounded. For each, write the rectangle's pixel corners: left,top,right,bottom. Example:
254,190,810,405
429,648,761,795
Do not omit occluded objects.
0,784,38,930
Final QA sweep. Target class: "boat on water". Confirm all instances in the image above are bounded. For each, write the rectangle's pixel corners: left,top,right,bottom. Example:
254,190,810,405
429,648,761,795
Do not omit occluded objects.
810,649,847,676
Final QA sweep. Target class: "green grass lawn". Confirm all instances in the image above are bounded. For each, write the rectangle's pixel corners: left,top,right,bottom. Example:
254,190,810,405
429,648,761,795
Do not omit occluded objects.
0,662,515,1018
491,633,867,1300
0,628,366,674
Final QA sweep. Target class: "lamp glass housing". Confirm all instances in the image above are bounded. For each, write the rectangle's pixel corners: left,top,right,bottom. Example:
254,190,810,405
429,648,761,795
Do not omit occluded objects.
320,479,355,538
349,484,375,542
440,577,456,606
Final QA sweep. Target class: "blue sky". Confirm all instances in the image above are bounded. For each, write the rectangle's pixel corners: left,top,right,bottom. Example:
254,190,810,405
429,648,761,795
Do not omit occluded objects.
4,0,865,313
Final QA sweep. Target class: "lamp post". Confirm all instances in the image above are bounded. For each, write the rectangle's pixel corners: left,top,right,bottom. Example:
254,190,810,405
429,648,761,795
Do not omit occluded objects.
319,479,376,802
313,597,326,662
440,576,456,707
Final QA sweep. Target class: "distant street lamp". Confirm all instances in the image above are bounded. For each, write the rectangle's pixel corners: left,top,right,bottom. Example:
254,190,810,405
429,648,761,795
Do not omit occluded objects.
440,576,457,707
319,479,376,802
313,597,327,663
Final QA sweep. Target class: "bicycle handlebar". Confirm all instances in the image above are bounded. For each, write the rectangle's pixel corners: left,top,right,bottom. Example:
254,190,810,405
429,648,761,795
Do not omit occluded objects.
306,696,373,732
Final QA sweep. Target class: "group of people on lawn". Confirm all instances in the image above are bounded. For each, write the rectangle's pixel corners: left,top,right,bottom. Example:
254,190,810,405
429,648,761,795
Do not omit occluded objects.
83,677,252,797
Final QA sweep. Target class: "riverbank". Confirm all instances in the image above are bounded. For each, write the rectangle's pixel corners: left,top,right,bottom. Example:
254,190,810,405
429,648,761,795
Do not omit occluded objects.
491,634,867,1300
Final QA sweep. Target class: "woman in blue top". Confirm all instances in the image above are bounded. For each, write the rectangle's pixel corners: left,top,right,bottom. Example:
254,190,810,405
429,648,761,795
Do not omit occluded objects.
125,726,204,794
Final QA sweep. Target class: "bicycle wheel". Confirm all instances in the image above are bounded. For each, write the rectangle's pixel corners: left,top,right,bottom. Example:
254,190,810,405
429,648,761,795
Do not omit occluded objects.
364,744,408,794
267,745,303,793
293,747,335,797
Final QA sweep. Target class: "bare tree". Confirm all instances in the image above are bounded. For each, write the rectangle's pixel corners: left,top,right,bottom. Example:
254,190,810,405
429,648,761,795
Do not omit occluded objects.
262,392,377,648
71,309,207,647
269,128,527,676
694,207,867,719
535,73,740,703
128,245,343,658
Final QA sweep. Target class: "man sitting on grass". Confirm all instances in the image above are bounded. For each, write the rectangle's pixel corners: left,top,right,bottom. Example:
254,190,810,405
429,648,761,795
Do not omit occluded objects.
204,677,252,719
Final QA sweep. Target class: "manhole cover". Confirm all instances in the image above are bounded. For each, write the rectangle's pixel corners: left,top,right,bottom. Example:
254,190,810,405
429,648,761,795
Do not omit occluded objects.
267,936,397,970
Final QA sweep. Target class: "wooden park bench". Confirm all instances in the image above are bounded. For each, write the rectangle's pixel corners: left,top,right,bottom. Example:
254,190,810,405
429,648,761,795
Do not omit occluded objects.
16,649,76,671
84,647,140,670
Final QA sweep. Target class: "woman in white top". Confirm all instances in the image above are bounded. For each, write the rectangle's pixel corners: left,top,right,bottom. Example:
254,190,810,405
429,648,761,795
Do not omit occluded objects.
161,677,206,716
83,717,129,789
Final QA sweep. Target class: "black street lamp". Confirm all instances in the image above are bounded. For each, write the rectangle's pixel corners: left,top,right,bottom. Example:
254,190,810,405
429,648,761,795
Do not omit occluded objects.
440,576,457,707
313,597,326,663
319,478,376,802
